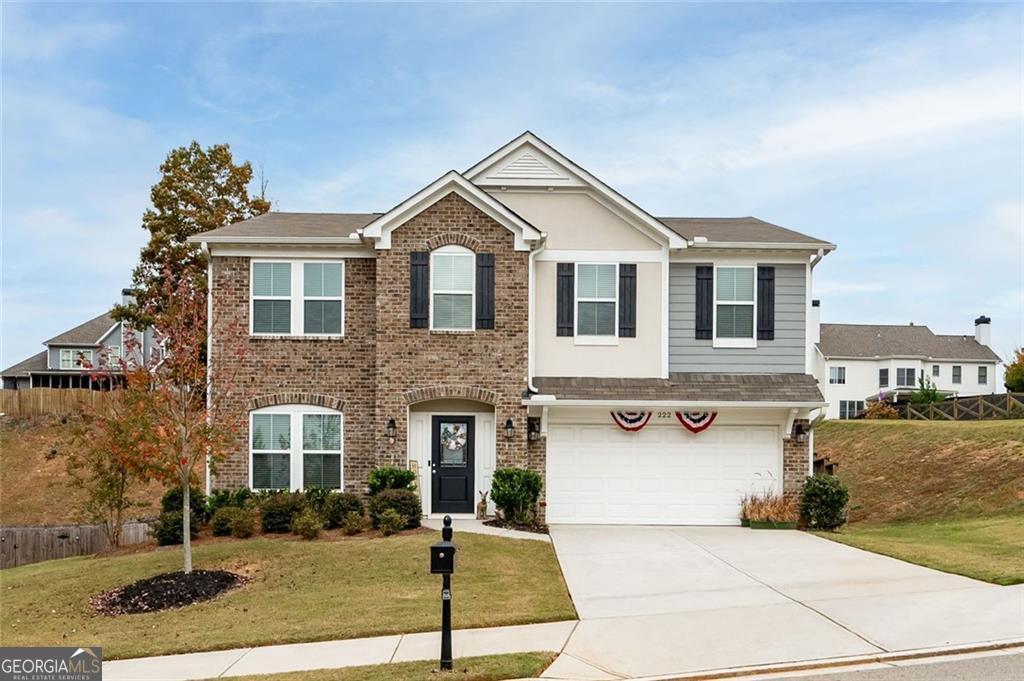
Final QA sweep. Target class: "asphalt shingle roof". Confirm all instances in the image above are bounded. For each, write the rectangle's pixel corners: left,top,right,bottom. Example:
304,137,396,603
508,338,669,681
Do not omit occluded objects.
1,351,48,377
194,212,381,240
44,312,116,346
658,217,832,246
534,373,824,403
817,324,999,361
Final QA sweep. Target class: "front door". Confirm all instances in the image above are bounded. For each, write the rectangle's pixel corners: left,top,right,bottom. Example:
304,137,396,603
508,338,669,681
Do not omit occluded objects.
431,415,475,514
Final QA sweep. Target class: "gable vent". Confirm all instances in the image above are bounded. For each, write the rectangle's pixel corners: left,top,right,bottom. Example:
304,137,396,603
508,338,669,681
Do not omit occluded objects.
488,152,569,180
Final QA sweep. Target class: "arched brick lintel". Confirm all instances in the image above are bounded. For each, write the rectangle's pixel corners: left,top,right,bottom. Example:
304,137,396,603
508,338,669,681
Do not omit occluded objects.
403,385,499,406
247,392,345,412
423,232,484,252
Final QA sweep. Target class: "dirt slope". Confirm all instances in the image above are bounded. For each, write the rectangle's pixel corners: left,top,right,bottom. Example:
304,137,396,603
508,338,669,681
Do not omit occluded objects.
814,420,1024,524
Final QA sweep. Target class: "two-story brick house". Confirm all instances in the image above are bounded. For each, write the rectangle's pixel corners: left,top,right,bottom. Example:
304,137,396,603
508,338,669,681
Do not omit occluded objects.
192,132,835,525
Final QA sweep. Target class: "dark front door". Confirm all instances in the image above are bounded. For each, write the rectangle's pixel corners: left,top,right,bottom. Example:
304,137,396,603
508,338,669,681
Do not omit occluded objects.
431,415,475,514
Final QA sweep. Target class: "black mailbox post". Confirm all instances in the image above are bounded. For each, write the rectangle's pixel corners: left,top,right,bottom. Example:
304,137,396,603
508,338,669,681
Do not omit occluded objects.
430,515,457,670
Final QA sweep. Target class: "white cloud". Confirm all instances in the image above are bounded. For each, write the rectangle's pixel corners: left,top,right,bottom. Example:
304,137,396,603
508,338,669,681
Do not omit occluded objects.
1,5,124,60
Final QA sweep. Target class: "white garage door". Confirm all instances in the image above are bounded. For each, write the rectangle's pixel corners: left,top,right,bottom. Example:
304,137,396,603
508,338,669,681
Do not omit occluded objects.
546,423,781,525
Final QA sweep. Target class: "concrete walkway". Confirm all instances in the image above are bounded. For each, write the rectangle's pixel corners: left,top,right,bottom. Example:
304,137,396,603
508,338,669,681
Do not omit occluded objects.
422,517,551,542
103,620,576,680
544,526,1024,680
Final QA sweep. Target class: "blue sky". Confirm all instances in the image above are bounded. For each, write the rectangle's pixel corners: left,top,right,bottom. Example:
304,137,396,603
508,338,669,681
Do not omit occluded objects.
3,2,1022,375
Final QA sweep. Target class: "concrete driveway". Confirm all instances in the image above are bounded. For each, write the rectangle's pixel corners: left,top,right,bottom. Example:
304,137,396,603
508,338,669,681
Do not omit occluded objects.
544,526,1023,679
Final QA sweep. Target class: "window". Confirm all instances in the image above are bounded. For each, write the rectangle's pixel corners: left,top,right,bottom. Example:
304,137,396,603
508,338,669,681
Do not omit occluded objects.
431,247,474,330
839,400,865,420
829,366,846,385
303,263,343,335
576,263,617,336
252,260,345,336
714,266,755,346
896,368,916,387
104,346,121,367
250,407,343,491
879,368,889,388
952,365,962,384
252,262,292,334
932,364,940,378
978,366,988,384
59,349,93,369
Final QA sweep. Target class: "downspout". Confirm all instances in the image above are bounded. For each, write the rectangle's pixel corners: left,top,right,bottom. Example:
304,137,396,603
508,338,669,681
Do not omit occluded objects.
527,233,548,394
202,242,213,496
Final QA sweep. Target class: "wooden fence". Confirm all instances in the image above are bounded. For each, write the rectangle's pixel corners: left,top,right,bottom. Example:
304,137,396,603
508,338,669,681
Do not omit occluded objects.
0,388,110,417
0,520,151,570
903,393,1024,421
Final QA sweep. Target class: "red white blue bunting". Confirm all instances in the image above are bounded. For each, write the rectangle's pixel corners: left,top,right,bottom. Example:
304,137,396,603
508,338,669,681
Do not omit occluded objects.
675,411,718,434
610,411,652,432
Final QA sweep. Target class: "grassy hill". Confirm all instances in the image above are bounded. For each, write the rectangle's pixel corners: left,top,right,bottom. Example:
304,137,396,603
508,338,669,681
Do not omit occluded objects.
814,419,1024,525
0,415,167,526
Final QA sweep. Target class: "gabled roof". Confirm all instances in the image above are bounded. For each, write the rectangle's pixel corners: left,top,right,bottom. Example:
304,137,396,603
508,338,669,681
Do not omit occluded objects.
532,373,824,406
44,312,117,346
1,350,47,377
191,212,379,244
465,131,687,249
817,324,999,362
361,171,543,251
659,217,834,249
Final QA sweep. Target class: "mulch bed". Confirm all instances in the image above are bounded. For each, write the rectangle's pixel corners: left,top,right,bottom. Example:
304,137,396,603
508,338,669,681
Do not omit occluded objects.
91,569,248,615
483,518,549,535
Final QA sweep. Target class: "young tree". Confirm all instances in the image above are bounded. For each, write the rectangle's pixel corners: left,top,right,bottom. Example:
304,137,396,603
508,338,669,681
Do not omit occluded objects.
909,375,943,405
1005,348,1024,392
114,142,270,329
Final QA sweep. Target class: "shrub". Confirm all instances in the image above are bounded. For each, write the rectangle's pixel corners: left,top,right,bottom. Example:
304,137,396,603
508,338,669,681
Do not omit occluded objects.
211,506,242,537
323,492,364,529
864,401,900,419
377,508,405,536
292,507,323,540
151,510,199,546
304,487,331,516
368,489,421,529
161,486,208,522
207,488,252,517
230,510,257,539
259,492,306,533
491,468,542,525
367,467,417,495
745,492,798,523
801,475,850,530
342,510,365,536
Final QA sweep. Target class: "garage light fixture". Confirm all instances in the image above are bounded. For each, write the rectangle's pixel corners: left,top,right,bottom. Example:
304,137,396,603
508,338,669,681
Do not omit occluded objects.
527,417,542,442
504,418,514,440
386,418,397,444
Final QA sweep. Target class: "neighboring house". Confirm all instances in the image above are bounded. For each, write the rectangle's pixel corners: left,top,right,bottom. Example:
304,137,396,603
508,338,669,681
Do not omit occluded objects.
191,132,836,526
1,290,157,390
813,308,1000,419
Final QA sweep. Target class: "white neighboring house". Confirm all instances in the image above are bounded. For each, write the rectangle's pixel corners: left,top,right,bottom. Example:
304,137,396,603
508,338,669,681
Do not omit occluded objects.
813,308,1000,419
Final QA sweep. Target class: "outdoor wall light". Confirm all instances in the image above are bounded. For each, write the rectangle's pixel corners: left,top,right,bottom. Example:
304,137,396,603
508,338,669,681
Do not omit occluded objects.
504,418,514,439
386,418,397,444
527,416,542,442
794,423,808,443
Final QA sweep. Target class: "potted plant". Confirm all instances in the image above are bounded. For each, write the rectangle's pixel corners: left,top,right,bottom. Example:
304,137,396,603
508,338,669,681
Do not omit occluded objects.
748,493,798,529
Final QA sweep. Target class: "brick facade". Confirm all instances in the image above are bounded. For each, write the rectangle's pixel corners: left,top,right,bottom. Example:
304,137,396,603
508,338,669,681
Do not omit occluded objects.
782,419,811,498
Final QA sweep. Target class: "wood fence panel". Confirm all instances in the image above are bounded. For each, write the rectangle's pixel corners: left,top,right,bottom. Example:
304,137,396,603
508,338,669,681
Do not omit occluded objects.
897,393,1023,421
0,388,111,417
0,521,151,569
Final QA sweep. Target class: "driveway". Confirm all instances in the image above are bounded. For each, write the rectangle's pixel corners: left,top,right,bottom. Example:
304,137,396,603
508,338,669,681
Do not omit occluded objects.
545,526,1023,679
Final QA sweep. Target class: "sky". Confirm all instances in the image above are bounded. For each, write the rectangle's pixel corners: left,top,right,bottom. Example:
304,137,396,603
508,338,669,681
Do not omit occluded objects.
2,2,1022,379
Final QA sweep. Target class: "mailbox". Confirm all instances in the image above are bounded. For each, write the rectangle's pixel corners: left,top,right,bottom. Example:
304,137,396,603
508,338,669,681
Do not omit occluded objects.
430,536,456,574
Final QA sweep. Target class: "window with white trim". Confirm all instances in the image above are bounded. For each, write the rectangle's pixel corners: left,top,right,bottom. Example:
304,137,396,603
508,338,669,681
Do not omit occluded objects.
251,260,345,336
576,263,617,336
59,349,93,369
104,345,121,367
829,366,846,385
839,400,864,420
896,367,916,387
952,365,962,384
250,406,343,491
430,247,474,330
932,364,940,377
879,368,889,388
978,366,988,384
714,266,755,346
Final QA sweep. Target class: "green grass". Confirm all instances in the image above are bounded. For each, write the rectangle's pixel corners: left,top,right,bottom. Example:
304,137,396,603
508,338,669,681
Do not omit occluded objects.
821,513,1024,585
0,533,575,660
211,652,557,681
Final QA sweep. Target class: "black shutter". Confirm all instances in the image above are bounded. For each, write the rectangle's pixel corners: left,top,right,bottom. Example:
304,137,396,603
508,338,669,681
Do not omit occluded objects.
695,265,713,340
410,252,429,328
618,264,637,337
556,263,574,336
476,253,495,329
757,265,775,341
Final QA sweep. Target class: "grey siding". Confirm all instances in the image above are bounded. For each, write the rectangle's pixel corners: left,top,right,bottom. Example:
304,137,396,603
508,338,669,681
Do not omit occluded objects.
47,344,99,370
669,263,806,373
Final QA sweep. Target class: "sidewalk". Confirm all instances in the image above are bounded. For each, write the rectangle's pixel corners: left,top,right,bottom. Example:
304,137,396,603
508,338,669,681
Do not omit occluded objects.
102,620,577,680
422,517,551,542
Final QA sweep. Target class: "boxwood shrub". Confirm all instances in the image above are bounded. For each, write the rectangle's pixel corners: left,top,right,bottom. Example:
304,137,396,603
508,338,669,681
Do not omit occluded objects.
211,507,243,537
151,510,199,546
367,467,417,495
491,468,542,525
161,486,208,522
322,492,364,529
259,492,306,534
800,475,850,530
368,489,421,529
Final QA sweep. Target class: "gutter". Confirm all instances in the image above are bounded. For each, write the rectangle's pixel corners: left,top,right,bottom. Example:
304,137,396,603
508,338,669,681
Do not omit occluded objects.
521,397,827,409
526,232,549,394
685,240,837,252
202,241,213,497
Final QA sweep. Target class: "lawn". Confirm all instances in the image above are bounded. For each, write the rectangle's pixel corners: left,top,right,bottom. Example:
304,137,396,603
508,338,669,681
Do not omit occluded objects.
0,533,575,659
821,514,1024,585
212,652,557,681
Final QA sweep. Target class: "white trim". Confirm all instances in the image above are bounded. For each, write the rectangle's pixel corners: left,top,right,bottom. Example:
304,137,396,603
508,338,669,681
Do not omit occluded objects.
574,262,618,340
684,240,836,251
429,246,476,332
536,249,663,262
409,409,496,517
59,348,94,370
205,243,213,496
248,405,344,492
362,171,541,251
660,249,669,379
193,235,365,245
672,251,812,265
523,397,827,408
249,259,346,338
712,264,757,349
805,261,814,373
211,246,375,258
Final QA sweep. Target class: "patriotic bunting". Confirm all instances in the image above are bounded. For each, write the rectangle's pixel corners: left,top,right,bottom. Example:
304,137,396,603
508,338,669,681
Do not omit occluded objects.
675,411,718,434
610,411,652,432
